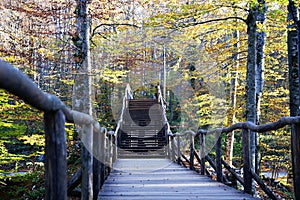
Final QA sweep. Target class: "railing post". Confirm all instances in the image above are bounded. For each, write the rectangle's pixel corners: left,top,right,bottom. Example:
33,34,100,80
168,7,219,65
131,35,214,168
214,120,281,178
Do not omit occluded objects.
107,135,111,169
109,135,113,172
166,127,171,158
171,136,176,161
167,135,171,159
99,129,105,187
104,133,109,177
93,130,101,200
189,134,195,170
113,135,117,163
216,133,222,182
291,123,300,200
242,128,253,195
92,161,100,199
177,136,181,165
81,124,93,200
200,133,206,175
44,110,67,200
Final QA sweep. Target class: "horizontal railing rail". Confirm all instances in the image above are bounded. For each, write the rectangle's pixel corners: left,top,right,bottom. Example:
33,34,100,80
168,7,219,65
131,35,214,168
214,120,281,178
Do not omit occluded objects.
167,117,300,200
114,84,133,136
0,60,115,199
157,85,172,134
157,85,174,157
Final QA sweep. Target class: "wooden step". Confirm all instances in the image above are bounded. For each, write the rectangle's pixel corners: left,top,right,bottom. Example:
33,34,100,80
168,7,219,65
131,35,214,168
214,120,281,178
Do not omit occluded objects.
128,99,160,110
117,150,167,159
117,98,167,154
128,99,158,105
118,138,167,145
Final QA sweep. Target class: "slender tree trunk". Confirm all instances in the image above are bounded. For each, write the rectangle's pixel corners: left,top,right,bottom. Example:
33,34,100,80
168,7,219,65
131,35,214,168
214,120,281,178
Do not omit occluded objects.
246,6,258,195
288,1,300,117
73,0,93,199
255,0,267,175
225,30,239,166
287,0,300,193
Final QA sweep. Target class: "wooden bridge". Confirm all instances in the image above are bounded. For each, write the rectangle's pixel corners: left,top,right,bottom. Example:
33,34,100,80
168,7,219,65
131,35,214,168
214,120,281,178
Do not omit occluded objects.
98,158,256,200
1,60,300,200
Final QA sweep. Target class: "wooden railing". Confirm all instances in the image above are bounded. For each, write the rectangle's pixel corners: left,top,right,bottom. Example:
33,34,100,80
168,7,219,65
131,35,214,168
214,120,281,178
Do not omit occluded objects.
0,60,115,199
114,84,133,136
157,85,173,156
167,118,300,200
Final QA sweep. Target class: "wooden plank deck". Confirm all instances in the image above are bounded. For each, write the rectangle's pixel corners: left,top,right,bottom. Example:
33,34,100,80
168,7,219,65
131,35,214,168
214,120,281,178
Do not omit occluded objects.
98,159,257,200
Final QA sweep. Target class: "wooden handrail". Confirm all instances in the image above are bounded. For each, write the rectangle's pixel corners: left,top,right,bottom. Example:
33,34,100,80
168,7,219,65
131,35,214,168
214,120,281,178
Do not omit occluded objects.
198,116,300,135
114,84,133,136
167,117,300,200
157,84,173,136
0,60,115,199
0,60,107,131
0,60,64,112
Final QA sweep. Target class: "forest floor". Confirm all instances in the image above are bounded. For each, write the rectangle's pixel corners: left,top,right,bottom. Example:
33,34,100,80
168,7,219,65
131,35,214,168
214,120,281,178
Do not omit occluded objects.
0,140,81,200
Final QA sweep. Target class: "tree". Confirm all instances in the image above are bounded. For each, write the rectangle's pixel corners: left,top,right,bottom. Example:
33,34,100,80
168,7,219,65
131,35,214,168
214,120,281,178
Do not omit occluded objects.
225,29,240,166
255,0,267,174
73,0,93,199
287,0,300,197
245,2,258,195
287,0,299,117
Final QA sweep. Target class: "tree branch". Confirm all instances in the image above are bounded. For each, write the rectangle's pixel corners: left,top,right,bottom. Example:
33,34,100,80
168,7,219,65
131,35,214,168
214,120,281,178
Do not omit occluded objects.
180,16,247,28
91,23,140,39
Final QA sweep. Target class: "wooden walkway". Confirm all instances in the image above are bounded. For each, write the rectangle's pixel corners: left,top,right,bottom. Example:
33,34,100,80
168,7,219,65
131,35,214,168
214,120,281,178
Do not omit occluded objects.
98,159,257,200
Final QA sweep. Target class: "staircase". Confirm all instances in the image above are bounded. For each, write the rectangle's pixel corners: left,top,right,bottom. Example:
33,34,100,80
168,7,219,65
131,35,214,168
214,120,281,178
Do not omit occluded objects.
117,99,168,158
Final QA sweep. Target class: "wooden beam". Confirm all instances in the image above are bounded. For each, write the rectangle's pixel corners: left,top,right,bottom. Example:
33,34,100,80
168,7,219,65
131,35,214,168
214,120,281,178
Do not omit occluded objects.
81,124,93,200
67,169,82,195
250,169,277,200
0,60,63,112
171,136,176,161
291,123,300,200
242,129,253,195
44,110,67,200
195,151,210,175
100,131,106,187
221,159,244,185
93,130,101,200
206,155,217,172
189,134,195,171
181,153,190,168
93,157,100,200
200,133,206,175
112,135,117,163
198,116,300,136
216,134,222,182
177,136,181,165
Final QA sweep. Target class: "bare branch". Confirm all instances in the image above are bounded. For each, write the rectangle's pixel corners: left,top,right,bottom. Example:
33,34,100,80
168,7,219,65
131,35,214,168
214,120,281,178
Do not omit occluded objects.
181,16,247,28
91,23,140,39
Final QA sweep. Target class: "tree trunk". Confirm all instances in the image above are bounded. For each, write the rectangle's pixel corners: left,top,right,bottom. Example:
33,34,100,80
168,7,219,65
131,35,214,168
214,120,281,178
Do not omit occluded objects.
287,0,300,197
255,0,267,175
246,6,258,194
288,0,300,117
73,0,93,199
225,30,239,166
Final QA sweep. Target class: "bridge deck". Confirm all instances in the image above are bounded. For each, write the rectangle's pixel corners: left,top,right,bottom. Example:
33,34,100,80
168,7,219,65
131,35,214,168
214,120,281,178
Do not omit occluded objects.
98,158,257,200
